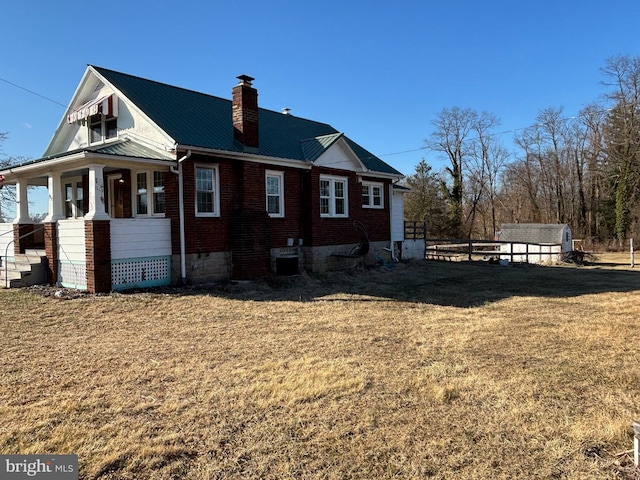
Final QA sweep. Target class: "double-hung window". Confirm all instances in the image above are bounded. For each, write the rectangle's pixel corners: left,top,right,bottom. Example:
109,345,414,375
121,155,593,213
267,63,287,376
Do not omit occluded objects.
134,171,165,216
266,170,284,217
89,114,117,144
196,165,220,216
63,178,84,218
320,175,348,218
362,181,384,208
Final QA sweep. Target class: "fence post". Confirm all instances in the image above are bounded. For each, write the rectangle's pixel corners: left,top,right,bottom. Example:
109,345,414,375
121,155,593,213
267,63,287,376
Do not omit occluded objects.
468,239,472,261
631,238,635,268
633,420,640,467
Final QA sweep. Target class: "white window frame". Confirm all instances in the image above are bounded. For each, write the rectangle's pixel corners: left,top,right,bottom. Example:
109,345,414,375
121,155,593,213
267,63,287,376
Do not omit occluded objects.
133,170,166,217
362,181,384,209
62,176,84,219
265,170,285,218
195,164,220,217
319,174,349,218
88,113,117,145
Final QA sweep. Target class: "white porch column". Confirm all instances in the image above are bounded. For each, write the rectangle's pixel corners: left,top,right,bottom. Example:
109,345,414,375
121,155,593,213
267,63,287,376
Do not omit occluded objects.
13,178,30,223
43,171,65,222
84,164,110,220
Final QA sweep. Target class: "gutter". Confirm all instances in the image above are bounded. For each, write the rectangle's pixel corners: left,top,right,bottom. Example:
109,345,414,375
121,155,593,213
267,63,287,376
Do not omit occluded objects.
170,149,192,284
175,144,405,181
174,144,313,170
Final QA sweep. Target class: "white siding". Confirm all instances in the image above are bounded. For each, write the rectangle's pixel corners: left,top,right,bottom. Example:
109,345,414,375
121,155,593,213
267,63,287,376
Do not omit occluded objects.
0,224,13,261
500,243,562,264
57,219,87,289
402,240,425,260
110,218,171,260
314,141,363,171
391,191,405,241
57,220,86,263
561,225,572,252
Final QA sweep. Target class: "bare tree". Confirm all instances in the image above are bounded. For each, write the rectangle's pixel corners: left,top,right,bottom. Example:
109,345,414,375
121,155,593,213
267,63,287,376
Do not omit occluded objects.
0,132,16,222
426,108,509,238
601,55,640,245
427,107,477,237
465,111,508,237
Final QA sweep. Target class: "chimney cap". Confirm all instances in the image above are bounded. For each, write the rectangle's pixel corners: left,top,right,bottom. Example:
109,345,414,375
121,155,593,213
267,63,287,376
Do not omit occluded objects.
282,108,291,115
237,74,255,86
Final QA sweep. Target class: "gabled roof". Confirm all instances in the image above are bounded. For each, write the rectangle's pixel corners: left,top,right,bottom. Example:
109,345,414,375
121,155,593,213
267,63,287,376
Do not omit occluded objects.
91,66,402,176
300,133,344,162
499,223,570,244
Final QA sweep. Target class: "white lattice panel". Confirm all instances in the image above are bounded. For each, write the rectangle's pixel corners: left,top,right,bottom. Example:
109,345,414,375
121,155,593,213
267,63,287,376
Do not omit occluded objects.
111,257,170,287
59,261,87,289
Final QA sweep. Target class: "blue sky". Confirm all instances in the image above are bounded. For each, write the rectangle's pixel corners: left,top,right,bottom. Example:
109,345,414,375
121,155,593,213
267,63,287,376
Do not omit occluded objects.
1,0,640,214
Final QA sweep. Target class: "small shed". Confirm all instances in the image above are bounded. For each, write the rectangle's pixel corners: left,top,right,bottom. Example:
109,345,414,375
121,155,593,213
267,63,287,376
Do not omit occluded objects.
498,223,572,264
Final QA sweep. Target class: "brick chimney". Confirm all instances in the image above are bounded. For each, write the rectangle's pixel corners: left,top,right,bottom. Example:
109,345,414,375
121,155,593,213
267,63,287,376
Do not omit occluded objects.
232,75,259,149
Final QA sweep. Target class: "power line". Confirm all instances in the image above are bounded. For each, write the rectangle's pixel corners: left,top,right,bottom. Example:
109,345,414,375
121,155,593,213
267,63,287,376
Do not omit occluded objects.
0,75,70,110
0,74,615,163
378,107,614,160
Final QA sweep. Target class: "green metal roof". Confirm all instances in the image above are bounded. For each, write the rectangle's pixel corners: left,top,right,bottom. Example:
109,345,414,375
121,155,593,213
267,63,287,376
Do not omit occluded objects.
93,140,173,160
92,66,402,176
300,133,343,162
3,139,172,171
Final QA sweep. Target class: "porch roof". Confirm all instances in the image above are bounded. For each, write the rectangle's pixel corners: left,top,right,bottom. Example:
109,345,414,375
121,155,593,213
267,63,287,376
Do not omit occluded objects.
0,140,174,184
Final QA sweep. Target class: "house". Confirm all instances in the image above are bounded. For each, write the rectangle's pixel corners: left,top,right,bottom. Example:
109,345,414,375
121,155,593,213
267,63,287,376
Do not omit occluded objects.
498,223,572,264
0,66,405,292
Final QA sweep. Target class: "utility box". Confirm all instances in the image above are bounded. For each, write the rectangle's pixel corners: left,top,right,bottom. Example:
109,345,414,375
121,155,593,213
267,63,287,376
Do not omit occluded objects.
276,255,299,276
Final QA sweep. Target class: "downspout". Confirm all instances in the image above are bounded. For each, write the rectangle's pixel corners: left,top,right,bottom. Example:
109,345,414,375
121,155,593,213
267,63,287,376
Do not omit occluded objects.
170,149,192,284
389,182,399,262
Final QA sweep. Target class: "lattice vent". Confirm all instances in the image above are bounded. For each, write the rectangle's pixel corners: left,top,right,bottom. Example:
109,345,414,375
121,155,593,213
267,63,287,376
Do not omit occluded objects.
59,262,87,288
111,257,169,286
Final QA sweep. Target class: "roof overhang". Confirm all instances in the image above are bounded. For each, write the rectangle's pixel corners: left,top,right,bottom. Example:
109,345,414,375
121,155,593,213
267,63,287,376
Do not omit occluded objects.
175,144,405,181
0,149,174,185
175,144,313,170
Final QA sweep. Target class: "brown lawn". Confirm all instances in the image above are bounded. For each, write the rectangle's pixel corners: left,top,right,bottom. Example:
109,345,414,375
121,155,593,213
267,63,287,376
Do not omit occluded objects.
1,254,640,479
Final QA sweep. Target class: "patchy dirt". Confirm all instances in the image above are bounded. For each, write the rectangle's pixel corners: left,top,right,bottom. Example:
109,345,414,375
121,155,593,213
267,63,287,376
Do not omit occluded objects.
26,284,97,300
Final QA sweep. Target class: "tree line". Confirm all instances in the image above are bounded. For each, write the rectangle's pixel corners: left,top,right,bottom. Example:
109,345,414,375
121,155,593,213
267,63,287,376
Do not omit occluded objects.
404,55,640,249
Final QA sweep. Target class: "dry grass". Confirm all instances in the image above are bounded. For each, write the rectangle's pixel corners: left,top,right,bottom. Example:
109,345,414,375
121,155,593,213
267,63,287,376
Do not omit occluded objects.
1,255,640,479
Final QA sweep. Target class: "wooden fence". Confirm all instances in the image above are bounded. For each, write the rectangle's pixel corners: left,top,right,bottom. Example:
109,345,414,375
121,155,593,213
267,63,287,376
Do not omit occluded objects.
424,238,567,264
404,221,427,240
401,222,573,264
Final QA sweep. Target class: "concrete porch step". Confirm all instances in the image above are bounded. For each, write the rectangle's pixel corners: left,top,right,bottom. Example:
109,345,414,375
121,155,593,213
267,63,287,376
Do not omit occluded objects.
0,251,47,289
0,270,25,289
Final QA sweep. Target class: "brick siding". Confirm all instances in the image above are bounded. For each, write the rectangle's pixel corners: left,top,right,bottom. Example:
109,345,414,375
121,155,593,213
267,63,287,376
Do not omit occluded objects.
43,222,58,284
163,154,392,281
85,220,111,293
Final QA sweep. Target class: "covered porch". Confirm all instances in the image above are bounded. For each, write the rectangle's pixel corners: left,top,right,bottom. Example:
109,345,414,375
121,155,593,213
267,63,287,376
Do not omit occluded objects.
0,146,175,292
